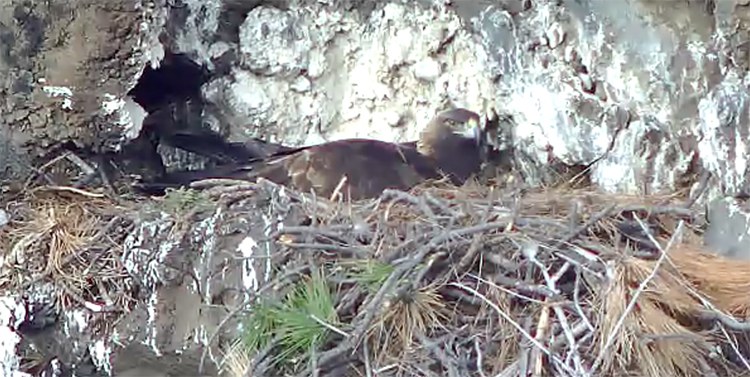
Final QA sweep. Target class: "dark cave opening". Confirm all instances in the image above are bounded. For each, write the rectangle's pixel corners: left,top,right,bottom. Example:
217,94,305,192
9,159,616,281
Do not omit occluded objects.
113,51,272,193
128,51,210,114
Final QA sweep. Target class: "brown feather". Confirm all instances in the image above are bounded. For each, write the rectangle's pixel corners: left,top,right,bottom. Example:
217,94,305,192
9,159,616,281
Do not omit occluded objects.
244,139,446,200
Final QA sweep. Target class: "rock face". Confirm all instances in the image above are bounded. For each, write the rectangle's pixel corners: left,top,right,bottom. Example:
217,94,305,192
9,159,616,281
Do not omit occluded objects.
200,1,496,148
3,0,750,376
705,197,750,260
0,0,165,185
470,0,746,198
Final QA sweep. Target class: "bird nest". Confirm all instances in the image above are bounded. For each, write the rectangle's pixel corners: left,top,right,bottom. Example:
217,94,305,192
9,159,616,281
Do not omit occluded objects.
196,178,750,377
3,178,750,377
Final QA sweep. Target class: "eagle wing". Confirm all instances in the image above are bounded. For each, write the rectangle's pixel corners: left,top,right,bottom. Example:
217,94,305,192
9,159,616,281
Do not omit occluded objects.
249,139,444,200
136,139,445,199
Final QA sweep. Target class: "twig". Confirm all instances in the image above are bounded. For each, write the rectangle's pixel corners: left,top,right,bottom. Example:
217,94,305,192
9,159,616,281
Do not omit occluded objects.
539,260,587,375
697,310,750,331
357,222,509,339
618,205,695,218
496,359,521,377
468,273,552,303
457,233,486,274
380,189,436,219
309,314,350,338
363,331,372,377
416,332,461,377
548,320,591,351
191,178,257,189
550,261,570,284
202,183,257,197
65,152,96,176
450,282,578,376
568,199,581,231
271,226,352,242
638,332,712,347
573,268,594,332
685,170,712,209
283,242,369,257
552,204,617,250
311,345,319,377
474,337,488,377
717,324,750,371
22,151,71,189
313,221,509,371
30,185,105,198
246,335,283,376
424,192,459,217
531,301,550,377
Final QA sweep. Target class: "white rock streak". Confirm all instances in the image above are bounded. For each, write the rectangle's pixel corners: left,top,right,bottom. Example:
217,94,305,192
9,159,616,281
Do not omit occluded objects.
0,297,31,377
238,236,260,292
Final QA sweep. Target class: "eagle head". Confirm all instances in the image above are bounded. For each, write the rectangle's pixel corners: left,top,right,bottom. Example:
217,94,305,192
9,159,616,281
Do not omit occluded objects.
416,107,499,183
417,108,497,156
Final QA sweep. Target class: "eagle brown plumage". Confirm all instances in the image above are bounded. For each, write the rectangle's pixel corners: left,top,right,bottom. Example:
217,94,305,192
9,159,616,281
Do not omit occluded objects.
136,108,496,200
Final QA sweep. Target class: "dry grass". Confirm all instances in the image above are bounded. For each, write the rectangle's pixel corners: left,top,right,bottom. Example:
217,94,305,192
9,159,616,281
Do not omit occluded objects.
368,281,449,368
220,339,253,377
593,258,704,376
0,187,135,312
669,245,750,316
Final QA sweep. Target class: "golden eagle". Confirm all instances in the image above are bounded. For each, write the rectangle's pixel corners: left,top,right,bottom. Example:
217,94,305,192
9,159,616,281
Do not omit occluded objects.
137,108,498,200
